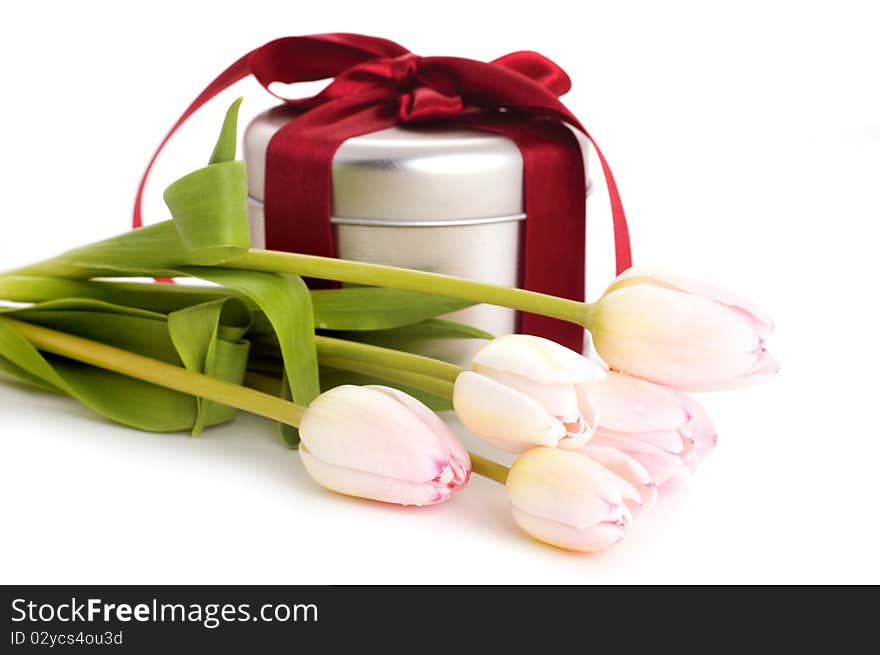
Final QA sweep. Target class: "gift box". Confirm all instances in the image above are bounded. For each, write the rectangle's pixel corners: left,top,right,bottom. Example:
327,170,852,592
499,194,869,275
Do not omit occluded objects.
245,106,598,343
134,33,632,355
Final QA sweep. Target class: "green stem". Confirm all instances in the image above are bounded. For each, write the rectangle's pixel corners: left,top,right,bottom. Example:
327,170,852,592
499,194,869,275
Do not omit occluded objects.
220,250,593,327
319,355,455,399
246,338,463,391
315,335,463,382
1,247,595,327
3,318,509,484
3,317,305,427
243,370,283,395
0,275,470,384
470,453,509,485
252,358,506,485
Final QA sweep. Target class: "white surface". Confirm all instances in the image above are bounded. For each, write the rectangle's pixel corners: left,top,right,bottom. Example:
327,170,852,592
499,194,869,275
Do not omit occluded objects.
1,0,879,584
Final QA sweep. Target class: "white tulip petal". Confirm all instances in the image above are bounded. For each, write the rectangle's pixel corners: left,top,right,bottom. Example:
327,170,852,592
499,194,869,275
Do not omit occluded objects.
677,350,780,392
592,285,765,388
582,445,652,485
472,334,606,384
367,385,470,483
506,448,628,528
480,369,581,423
633,429,687,454
594,464,642,509
606,267,774,334
582,371,690,433
677,393,717,463
511,507,627,552
453,372,566,453
300,446,450,506
581,445,657,510
590,430,689,485
299,385,448,483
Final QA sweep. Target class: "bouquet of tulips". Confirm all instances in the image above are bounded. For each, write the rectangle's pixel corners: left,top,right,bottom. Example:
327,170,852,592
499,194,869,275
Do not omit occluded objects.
0,101,776,552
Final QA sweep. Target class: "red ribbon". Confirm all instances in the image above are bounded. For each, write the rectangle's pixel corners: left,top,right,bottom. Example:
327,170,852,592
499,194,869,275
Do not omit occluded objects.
133,33,632,352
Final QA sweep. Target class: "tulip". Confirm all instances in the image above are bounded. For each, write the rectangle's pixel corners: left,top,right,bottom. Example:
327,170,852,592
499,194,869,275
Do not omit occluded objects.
583,371,717,485
452,334,606,453
589,267,778,391
581,445,657,511
298,385,471,506
506,447,640,552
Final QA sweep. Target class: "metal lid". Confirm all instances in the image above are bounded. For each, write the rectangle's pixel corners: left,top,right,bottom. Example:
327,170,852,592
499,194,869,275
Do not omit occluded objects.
244,105,536,224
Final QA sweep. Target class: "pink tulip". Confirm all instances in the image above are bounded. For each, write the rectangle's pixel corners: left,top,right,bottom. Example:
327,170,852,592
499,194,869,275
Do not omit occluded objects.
453,334,605,453
506,447,640,552
583,371,717,486
581,445,657,511
299,385,471,506
589,267,778,391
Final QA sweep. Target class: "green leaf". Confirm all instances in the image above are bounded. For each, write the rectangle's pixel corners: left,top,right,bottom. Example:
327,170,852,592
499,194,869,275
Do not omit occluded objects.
0,276,241,313
0,317,198,432
278,373,301,447
168,299,250,435
0,297,252,434
1,276,489,351
310,287,473,331
316,366,453,412
0,354,64,394
209,97,242,165
8,221,237,280
7,299,184,364
327,318,492,348
386,318,493,340
0,319,69,392
165,97,249,257
163,164,250,257
183,268,319,447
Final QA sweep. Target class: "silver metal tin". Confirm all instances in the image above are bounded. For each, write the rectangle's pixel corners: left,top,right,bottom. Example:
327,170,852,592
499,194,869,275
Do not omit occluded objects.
244,105,589,359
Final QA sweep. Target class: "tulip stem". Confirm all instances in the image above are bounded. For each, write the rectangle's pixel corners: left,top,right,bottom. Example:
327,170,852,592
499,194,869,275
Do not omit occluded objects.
246,341,460,399
469,453,509,484
319,355,456,398
1,317,306,428
314,335,463,382
3,318,512,485
245,366,510,484
220,250,593,327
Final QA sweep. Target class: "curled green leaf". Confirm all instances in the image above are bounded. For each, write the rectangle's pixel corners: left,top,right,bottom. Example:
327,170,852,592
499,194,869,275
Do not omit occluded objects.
309,287,474,331
209,97,242,165
164,98,249,257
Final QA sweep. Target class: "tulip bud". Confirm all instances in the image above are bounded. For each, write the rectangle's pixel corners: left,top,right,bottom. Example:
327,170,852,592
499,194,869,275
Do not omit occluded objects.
583,371,717,485
590,267,778,391
299,385,471,506
506,447,639,552
453,334,605,453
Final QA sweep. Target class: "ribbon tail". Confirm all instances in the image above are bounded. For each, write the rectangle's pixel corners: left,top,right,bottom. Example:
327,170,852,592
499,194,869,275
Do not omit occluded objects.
264,100,399,288
464,116,587,352
584,134,632,274
132,34,410,229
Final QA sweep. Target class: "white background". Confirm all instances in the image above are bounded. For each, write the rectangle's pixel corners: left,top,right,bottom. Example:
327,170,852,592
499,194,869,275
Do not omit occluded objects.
1,0,878,584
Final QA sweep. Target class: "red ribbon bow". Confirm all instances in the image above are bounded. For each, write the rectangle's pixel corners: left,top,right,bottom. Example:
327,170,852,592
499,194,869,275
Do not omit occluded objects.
134,33,632,352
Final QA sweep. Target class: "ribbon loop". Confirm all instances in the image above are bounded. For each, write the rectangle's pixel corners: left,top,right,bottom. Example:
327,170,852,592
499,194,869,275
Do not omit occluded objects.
492,51,572,96
399,87,464,123
388,53,421,90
